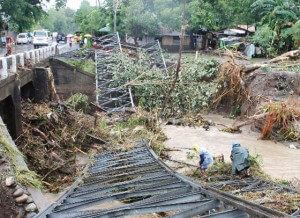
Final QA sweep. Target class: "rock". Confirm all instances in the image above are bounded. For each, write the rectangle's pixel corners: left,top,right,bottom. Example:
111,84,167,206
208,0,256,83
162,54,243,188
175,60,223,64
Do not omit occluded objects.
13,188,24,197
25,203,37,212
5,177,15,187
26,196,34,204
289,144,297,149
26,212,37,218
15,194,29,203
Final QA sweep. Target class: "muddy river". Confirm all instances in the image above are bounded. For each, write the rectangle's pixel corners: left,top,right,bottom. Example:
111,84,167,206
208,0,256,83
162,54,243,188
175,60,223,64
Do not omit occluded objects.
163,114,300,180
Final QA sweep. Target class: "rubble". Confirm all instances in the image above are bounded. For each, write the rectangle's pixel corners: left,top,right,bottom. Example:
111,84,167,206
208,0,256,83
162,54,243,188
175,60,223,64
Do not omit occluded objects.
15,100,109,192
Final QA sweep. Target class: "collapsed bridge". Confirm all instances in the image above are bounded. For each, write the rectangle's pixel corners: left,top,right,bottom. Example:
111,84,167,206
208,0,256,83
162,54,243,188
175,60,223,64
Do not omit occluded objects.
36,33,299,218
37,143,288,218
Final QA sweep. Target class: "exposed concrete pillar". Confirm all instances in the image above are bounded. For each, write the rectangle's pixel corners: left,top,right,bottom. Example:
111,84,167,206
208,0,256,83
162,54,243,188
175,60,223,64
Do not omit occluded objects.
0,58,8,79
32,67,51,103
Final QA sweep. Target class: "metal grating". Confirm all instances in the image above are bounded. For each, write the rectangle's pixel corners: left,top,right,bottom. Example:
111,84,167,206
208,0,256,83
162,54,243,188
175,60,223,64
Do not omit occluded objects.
95,33,134,114
36,143,288,218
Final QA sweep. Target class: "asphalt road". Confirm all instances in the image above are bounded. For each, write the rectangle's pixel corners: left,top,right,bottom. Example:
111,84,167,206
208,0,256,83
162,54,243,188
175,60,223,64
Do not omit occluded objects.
0,42,71,57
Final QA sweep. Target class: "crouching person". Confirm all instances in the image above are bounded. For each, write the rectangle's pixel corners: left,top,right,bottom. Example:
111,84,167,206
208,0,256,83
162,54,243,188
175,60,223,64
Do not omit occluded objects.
231,142,250,179
193,145,213,178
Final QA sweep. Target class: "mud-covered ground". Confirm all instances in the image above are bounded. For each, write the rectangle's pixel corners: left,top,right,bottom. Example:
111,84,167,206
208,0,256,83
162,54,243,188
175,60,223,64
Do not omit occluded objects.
0,182,18,218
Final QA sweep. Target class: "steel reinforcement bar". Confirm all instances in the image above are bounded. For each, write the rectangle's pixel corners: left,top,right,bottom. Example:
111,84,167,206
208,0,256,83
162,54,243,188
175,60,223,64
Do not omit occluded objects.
36,142,289,218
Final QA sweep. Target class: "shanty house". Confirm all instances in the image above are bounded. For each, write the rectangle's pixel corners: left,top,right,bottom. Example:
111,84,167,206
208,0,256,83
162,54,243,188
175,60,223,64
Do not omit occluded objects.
157,27,192,52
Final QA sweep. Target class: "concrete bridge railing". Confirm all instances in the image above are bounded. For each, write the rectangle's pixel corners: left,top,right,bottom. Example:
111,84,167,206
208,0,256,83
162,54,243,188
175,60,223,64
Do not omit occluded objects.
0,44,57,79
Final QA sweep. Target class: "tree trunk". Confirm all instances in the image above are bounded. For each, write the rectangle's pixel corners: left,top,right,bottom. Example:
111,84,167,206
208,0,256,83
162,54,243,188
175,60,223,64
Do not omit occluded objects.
161,0,187,114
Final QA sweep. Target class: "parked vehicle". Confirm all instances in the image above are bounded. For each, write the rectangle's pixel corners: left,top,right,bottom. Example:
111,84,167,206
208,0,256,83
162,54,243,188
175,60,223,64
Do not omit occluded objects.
32,30,53,48
56,33,67,43
16,33,29,44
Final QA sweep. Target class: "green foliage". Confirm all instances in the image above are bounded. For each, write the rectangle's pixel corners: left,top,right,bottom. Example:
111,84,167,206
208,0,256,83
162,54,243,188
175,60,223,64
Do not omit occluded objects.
66,93,89,112
74,0,111,35
35,8,77,33
289,20,300,46
0,0,67,32
252,25,276,55
62,58,95,74
124,0,158,43
251,0,300,54
109,50,220,115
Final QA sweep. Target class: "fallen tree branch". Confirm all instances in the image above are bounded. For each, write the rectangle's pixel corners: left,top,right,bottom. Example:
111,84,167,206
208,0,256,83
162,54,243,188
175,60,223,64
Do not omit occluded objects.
244,49,300,74
231,113,269,131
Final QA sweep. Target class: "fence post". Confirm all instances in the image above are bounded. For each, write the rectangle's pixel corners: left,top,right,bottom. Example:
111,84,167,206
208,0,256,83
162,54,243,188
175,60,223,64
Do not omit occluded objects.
0,58,8,79
19,53,24,67
10,55,17,73
36,49,40,62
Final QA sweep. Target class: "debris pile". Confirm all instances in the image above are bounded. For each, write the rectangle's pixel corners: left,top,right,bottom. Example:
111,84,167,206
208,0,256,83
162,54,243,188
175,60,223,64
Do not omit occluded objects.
109,50,220,116
16,101,109,192
257,100,300,141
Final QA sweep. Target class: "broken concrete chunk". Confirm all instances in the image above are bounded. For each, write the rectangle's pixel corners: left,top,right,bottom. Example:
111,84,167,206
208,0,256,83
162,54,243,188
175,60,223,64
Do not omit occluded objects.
5,177,15,187
15,194,29,203
25,203,37,212
13,188,24,197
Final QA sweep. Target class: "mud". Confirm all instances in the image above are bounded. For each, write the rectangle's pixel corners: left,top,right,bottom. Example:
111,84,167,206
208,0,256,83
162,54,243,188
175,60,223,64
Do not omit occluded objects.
241,69,300,116
163,114,300,180
0,181,18,218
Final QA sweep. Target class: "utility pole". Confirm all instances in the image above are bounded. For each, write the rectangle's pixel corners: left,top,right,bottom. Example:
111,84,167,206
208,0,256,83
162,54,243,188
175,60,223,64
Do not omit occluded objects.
113,0,121,33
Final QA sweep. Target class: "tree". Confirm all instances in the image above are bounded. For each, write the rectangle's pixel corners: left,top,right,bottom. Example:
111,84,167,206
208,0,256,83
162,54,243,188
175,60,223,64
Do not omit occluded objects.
36,8,77,33
153,0,182,31
251,0,300,53
74,0,110,35
0,0,67,32
124,0,158,44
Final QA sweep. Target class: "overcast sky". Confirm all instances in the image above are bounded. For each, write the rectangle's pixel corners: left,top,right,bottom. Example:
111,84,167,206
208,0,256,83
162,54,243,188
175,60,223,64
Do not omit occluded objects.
45,0,100,10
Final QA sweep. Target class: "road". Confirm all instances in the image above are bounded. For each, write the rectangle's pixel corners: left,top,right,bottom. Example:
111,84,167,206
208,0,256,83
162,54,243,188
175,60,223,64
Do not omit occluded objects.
0,42,74,57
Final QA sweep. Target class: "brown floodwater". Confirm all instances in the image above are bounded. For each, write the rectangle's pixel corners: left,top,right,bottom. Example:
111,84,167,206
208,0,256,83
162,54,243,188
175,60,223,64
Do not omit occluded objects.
163,114,300,180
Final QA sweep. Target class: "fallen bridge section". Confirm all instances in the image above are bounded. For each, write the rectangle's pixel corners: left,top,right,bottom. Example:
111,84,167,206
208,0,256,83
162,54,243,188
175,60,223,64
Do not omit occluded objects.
37,143,288,218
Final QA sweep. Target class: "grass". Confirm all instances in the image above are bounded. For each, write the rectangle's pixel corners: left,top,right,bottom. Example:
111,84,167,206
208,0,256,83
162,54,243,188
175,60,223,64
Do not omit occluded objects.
0,135,43,189
61,58,95,74
105,109,167,156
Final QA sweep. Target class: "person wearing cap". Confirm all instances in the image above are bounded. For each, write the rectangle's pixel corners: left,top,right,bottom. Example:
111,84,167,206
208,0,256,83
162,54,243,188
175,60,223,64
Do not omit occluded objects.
193,145,213,178
230,142,250,179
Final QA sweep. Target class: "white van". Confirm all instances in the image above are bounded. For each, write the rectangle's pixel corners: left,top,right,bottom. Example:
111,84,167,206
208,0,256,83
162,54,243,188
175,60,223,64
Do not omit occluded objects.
16,33,29,44
32,30,53,48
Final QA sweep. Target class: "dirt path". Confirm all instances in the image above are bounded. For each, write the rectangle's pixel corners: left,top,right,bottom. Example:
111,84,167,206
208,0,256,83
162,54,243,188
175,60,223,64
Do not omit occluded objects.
163,114,300,180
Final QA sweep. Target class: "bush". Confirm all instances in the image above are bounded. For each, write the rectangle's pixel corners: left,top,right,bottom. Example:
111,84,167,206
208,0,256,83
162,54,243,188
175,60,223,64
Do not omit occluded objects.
252,25,275,56
66,93,89,112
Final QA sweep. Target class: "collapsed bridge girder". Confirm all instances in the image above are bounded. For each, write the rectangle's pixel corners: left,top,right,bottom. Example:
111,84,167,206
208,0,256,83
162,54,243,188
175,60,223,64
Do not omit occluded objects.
36,142,289,218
